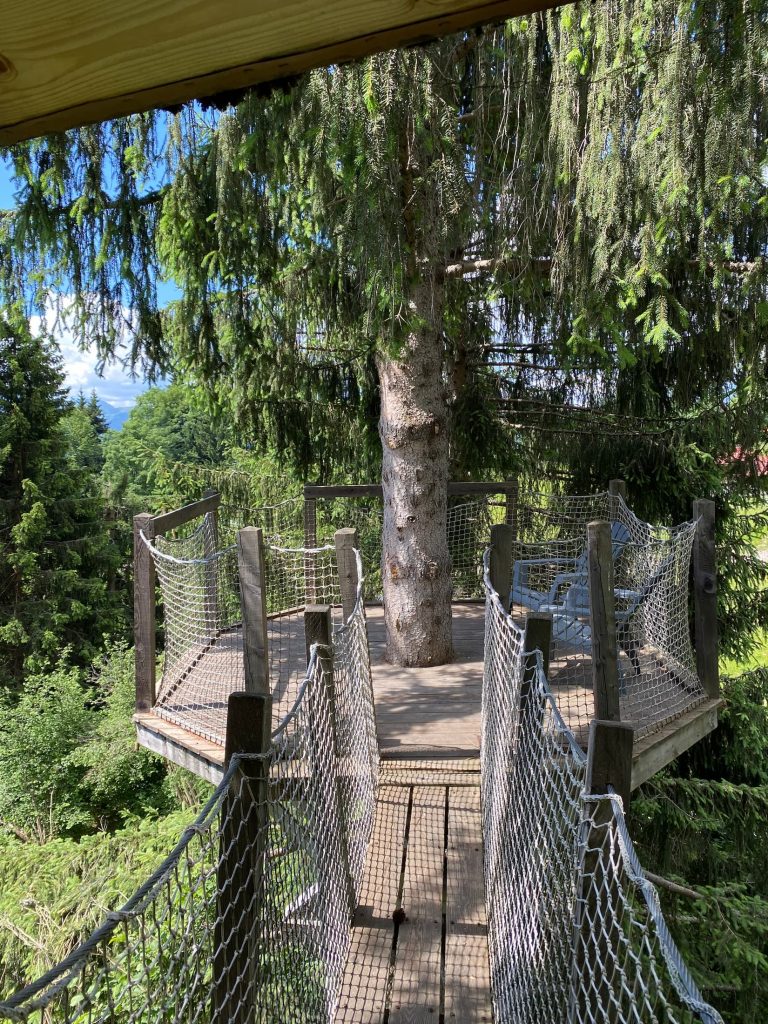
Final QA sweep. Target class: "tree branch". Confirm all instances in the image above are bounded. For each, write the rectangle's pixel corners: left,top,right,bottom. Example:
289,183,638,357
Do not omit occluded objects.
644,870,704,901
444,253,760,279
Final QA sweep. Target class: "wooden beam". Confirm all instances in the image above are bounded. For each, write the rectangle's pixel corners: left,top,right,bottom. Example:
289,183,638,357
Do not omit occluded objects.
334,528,360,623
631,699,721,791
0,0,562,145
489,523,514,608
585,718,634,810
608,478,627,504
521,612,552,719
150,492,221,536
203,488,220,628
693,499,719,700
215,692,272,1024
134,711,224,784
133,512,156,712
237,526,269,694
587,520,620,722
504,477,519,533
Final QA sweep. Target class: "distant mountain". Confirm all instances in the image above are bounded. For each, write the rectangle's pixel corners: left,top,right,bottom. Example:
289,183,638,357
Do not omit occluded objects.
100,401,131,431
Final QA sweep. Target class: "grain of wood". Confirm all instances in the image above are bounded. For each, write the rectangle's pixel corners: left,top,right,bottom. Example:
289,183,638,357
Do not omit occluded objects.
337,786,411,1024
389,786,446,1023
1,2,558,144
445,786,492,1023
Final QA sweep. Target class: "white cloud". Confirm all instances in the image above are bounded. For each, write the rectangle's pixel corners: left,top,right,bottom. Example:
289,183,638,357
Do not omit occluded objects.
30,300,155,411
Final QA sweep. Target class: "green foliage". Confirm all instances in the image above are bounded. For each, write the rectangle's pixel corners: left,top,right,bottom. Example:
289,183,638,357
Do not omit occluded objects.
0,645,171,840
0,807,194,999
60,406,105,475
0,317,122,683
628,667,768,1020
102,384,232,508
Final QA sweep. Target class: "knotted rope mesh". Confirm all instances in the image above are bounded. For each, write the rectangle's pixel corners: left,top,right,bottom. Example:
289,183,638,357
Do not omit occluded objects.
311,493,510,600
0,589,378,1023
146,513,345,744
508,491,704,742
481,559,722,1024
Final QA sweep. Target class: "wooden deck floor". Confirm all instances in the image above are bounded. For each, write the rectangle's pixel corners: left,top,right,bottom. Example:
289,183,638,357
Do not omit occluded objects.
337,760,490,1023
368,603,486,756
137,601,715,778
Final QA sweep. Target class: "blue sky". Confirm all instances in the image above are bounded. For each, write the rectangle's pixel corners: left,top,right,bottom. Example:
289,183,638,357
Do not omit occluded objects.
1,153,160,417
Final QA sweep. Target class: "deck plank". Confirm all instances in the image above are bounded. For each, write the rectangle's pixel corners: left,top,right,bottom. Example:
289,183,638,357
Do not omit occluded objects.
389,786,446,1023
337,786,410,1024
445,786,493,1023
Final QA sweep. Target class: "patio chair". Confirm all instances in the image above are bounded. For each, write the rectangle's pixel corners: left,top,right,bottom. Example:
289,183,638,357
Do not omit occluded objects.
510,520,631,612
542,546,676,676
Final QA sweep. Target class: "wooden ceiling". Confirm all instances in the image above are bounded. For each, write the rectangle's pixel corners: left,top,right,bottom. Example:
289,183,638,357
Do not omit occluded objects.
0,0,562,145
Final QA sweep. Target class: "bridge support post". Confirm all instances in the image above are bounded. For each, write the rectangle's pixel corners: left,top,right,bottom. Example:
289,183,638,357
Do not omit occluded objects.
214,692,272,1024
570,718,634,1021
237,527,269,695
489,523,514,611
521,613,552,723
202,489,221,630
334,527,360,623
134,512,156,712
303,488,318,603
304,603,356,915
587,521,621,722
693,499,719,699
504,477,519,536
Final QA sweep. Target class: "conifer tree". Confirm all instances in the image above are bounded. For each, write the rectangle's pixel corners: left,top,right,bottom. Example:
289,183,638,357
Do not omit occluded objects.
1,0,767,664
0,317,121,686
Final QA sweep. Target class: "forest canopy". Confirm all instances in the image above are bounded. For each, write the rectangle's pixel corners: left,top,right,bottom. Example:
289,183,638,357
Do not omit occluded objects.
0,1,767,1015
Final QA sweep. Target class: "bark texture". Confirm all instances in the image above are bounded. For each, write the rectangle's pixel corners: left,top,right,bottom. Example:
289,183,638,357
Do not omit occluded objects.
378,272,453,667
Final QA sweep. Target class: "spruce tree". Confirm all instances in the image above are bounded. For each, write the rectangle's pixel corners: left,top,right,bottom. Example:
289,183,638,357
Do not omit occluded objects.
0,317,121,686
1,0,767,664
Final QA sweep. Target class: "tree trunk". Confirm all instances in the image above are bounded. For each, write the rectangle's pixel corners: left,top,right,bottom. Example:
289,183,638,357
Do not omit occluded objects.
378,271,453,667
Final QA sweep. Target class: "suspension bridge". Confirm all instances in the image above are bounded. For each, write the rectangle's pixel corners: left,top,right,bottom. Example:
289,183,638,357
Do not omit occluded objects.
0,483,724,1023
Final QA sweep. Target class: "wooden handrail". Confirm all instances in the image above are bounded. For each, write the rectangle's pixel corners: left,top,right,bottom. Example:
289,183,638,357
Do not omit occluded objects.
151,491,221,536
303,480,517,499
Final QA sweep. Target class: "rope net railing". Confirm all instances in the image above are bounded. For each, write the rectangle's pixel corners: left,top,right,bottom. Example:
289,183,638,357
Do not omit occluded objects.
481,568,723,1024
311,492,510,600
0,588,379,1023
507,491,704,742
146,510,347,744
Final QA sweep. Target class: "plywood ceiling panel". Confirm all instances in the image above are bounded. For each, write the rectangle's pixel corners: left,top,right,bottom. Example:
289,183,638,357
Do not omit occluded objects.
0,0,561,145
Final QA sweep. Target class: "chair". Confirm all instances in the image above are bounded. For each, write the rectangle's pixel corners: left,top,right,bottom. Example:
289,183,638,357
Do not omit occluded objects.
510,521,631,612
542,546,676,677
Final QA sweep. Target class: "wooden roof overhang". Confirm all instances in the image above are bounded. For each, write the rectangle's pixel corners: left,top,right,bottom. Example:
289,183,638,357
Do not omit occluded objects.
0,0,562,145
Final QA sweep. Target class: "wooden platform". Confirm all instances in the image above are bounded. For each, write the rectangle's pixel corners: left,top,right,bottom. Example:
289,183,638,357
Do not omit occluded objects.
368,603,486,756
136,601,720,782
337,761,491,1023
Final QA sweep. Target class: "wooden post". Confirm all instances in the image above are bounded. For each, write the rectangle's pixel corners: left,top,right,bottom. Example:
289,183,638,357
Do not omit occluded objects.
334,527,360,623
521,612,552,721
304,604,336,736
237,527,269,695
570,718,634,1021
608,478,626,527
134,512,156,712
693,499,719,699
203,489,221,630
489,523,514,610
587,520,621,722
214,692,272,1024
608,478,627,502
304,603,355,914
303,490,318,604
585,718,634,810
504,478,519,538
